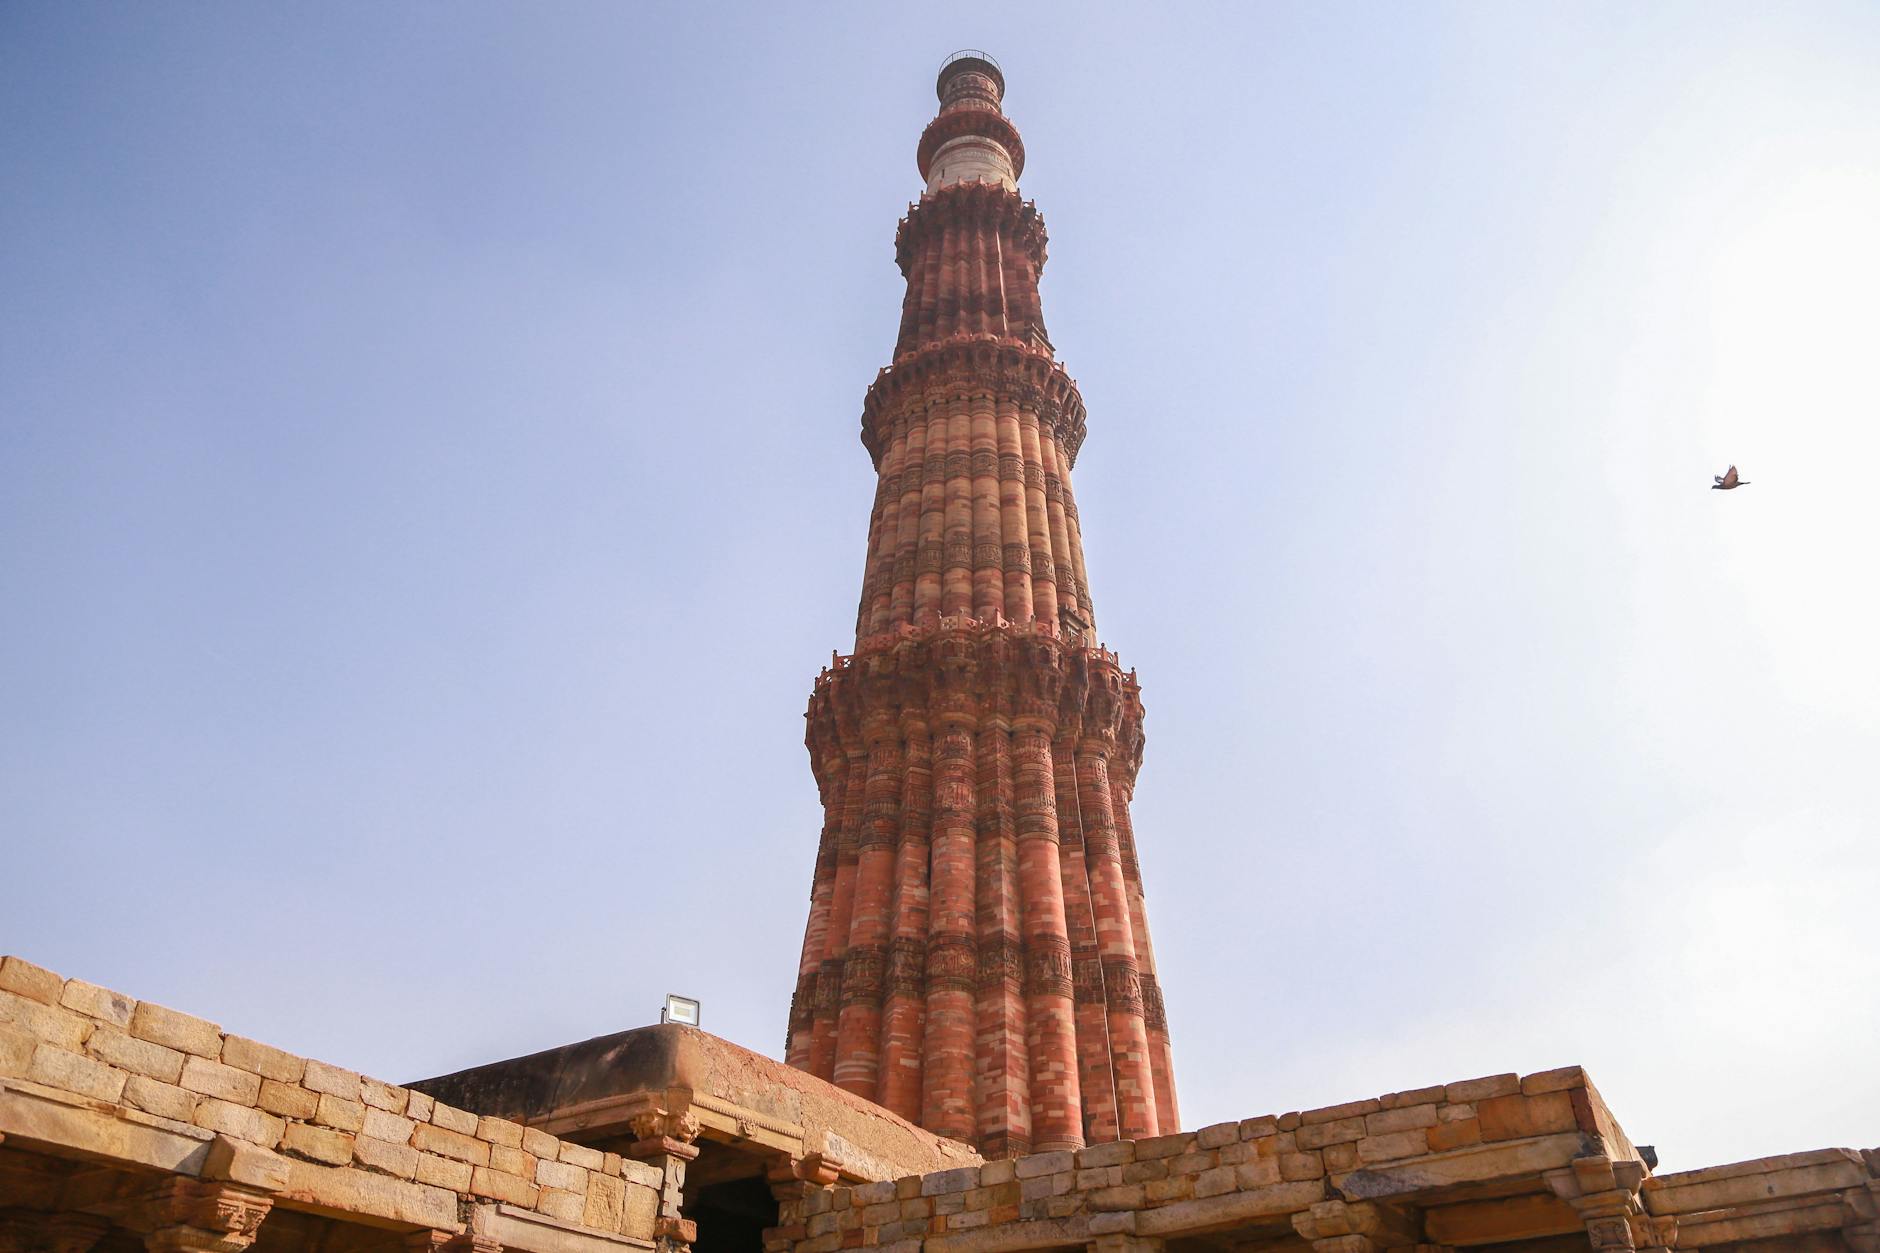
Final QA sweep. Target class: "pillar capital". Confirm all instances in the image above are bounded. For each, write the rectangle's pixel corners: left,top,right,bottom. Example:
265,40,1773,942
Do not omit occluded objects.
1291,1200,1421,1251
138,1180,274,1253
1087,1234,1162,1253
406,1234,499,1253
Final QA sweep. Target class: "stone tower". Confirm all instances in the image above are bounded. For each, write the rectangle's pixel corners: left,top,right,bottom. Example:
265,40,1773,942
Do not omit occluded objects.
785,53,1177,1157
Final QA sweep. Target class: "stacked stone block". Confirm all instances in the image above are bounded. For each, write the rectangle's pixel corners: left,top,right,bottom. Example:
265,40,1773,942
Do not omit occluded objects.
0,956,661,1240
786,54,1176,1159
764,1063,1880,1253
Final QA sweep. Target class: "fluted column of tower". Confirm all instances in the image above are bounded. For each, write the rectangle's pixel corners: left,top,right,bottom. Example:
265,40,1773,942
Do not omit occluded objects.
786,53,1177,1155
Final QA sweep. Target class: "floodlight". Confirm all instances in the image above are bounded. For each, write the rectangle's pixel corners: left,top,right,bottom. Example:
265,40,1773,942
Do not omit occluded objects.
661,994,701,1027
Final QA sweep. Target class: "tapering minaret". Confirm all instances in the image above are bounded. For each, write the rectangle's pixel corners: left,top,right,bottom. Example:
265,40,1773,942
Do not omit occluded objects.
786,53,1177,1156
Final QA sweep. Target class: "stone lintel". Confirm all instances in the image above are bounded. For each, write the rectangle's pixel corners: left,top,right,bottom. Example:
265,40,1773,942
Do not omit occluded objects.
471,1204,655,1253
0,1078,213,1177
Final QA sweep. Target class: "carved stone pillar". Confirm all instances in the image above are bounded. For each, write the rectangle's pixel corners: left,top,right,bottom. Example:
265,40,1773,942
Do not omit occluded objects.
2,1215,112,1253
1546,1155,1667,1253
628,1107,702,1253
139,1181,274,1253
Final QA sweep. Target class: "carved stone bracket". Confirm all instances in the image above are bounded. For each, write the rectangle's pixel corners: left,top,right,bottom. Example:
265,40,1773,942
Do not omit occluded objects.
1546,1156,1664,1252
137,1180,274,1253
1292,1200,1422,1252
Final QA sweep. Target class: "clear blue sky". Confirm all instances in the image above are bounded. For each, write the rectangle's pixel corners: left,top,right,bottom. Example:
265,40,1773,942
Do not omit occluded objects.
4,4,1876,1170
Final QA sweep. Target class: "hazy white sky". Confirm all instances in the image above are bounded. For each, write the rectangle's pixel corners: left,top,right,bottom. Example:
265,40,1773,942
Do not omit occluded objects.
3,4,1876,1171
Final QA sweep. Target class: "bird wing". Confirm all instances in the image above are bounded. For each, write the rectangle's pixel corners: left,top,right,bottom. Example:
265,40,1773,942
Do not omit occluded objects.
1721,465,1739,487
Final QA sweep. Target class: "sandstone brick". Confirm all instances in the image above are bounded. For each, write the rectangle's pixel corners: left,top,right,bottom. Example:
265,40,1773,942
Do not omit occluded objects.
1133,1134,1195,1161
1076,1141,1134,1168
1144,1176,1193,1203
1444,1073,1519,1103
415,1152,474,1192
258,1080,319,1119
1279,1153,1324,1181
620,1157,659,1188
1013,1151,1074,1178
1177,1149,1222,1175
353,1134,420,1179
947,1211,988,1230
0,957,64,1005
538,1188,584,1222
406,1089,435,1123
203,1136,291,1191
1323,1141,1359,1172
429,1101,478,1134
559,1141,605,1170
1239,1115,1279,1140
1520,1066,1587,1096
1301,1097,1380,1125
282,1122,355,1166
1082,1181,1135,1211
1379,1084,1446,1110
533,1143,582,1189
124,1074,198,1120
315,1093,366,1134
895,1176,921,1200
979,1159,1016,1186
922,1166,980,1196
86,1026,185,1082
863,1201,899,1224
359,1076,407,1112
1235,1159,1281,1188
302,1059,362,1100
0,990,93,1050
0,1023,34,1078
1276,1112,1302,1131
1216,1141,1251,1165
181,1055,262,1104
1365,1104,1438,1135
490,1145,533,1177
129,1002,221,1058
618,1185,654,1237
361,1106,415,1145
522,1126,559,1159
1296,1116,1367,1149
1076,1167,1120,1189
192,1097,284,1146
30,1043,127,1102
1478,1091,1577,1141
413,1121,490,1166
1122,1159,1167,1183
59,979,135,1028
1425,1118,1482,1152
470,1166,537,1206
1437,1102,1475,1122
1044,1195,1081,1218
1193,1167,1237,1198
477,1115,524,1148
1195,1121,1239,1150
1357,1130,1430,1164
931,1192,966,1216
220,1036,304,1083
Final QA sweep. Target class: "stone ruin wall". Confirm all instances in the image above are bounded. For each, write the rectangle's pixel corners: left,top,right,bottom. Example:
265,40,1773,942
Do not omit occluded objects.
765,1067,1880,1253
0,955,665,1249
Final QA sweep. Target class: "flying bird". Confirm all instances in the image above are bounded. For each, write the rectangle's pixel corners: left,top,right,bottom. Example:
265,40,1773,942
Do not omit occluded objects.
1712,465,1749,490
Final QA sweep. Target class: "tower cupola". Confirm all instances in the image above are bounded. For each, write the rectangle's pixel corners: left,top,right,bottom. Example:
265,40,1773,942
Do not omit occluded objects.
918,51,1026,192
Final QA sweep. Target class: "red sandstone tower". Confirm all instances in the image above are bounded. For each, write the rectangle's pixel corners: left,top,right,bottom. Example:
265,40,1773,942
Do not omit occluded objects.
785,54,1177,1156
